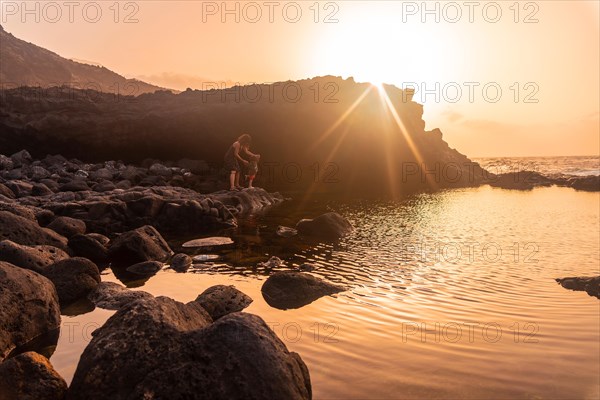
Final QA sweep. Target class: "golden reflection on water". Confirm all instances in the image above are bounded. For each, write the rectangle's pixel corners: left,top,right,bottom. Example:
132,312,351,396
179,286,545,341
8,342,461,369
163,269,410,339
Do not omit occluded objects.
51,186,600,399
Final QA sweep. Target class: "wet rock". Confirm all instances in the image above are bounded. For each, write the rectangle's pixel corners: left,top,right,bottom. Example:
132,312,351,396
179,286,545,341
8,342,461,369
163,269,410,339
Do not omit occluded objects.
170,253,192,272
87,282,154,310
0,240,69,273
43,257,101,306
0,351,67,400
0,262,61,361
556,276,600,299
0,211,68,250
126,260,163,276
276,225,298,237
262,271,346,310
182,236,234,248
46,216,86,238
194,285,253,320
257,256,285,270
487,171,552,190
296,212,353,239
568,176,600,192
68,234,108,262
68,296,311,400
108,225,172,263
298,263,317,272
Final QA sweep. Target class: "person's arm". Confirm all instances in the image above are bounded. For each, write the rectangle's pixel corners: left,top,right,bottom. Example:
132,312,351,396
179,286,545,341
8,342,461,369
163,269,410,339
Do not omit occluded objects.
242,146,258,158
234,143,248,164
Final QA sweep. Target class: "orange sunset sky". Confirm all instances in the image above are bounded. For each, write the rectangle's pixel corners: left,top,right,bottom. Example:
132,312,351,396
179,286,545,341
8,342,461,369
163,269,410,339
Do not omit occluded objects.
2,0,599,157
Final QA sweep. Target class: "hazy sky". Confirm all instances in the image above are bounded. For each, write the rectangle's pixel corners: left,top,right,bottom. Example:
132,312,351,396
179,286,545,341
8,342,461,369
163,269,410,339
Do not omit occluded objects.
2,0,599,157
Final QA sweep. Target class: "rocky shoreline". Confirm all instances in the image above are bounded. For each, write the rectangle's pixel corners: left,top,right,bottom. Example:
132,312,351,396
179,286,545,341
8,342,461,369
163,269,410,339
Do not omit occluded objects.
0,150,357,399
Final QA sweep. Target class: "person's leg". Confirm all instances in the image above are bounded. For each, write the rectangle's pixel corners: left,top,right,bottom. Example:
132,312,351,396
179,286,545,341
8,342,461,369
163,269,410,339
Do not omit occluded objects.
234,171,240,188
229,171,236,190
247,175,254,188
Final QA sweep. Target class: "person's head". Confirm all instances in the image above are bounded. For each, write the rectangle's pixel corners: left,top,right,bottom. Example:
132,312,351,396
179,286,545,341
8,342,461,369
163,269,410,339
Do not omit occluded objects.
237,134,252,147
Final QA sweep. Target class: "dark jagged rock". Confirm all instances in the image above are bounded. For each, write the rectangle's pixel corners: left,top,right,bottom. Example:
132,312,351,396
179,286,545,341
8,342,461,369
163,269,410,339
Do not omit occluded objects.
262,271,346,310
170,253,192,272
68,234,108,262
87,282,154,310
108,225,172,263
43,257,101,306
296,212,353,239
556,276,600,299
0,351,67,400
10,150,32,168
0,240,69,273
0,262,61,361
487,171,552,190
0,202,37,220
46,216,86,238
126,260,163,276
568,176,600,192
194,285,253,320
0,211,67,250
68,295,311,400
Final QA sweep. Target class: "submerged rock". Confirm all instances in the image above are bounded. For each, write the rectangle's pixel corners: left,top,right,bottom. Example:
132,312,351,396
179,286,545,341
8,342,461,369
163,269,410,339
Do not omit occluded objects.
194,285,253,320
43,257,101,306
262,271,346,310
68,295,311,400
556,276,600,299
88,282,154,310
0,240,69,273
0,262,61,361
296,212,353,239
126,260,163,276
0,351,68,400
108,225,172,263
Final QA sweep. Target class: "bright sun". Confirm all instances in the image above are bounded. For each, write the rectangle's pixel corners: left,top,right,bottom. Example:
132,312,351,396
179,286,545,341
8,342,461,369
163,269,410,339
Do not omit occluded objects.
311,4,457,88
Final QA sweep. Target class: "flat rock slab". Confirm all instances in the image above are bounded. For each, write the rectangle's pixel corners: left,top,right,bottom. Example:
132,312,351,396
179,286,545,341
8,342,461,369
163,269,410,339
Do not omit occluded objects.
556,276,600,299
182,236,234,248
192,254,220,262
262,271,346,310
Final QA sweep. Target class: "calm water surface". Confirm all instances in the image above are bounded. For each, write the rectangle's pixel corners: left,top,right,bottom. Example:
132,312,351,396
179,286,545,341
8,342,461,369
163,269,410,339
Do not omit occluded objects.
52,186,600,399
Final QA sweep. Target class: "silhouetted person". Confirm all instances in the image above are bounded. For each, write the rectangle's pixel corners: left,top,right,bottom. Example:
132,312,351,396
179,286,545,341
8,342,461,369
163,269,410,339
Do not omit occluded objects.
224,134,258,190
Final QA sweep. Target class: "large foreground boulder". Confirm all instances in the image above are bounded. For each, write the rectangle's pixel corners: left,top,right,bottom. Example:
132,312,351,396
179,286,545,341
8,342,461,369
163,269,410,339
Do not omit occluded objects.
262,271,346,310
0,211,67,250
68,295,311,400
108,225,172,263
43,257,101,305
556,276,600,299
0,262,61,361
0,351,67,400
296,212,353,239
0,240,69,273
46,216,86,238
194,285,253,320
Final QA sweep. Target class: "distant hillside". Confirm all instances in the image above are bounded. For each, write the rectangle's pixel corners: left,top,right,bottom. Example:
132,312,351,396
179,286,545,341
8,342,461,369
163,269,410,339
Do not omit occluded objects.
0,25,168,96
0,76,486,195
